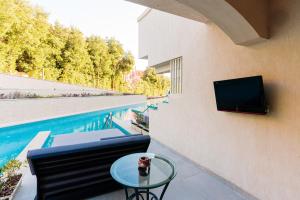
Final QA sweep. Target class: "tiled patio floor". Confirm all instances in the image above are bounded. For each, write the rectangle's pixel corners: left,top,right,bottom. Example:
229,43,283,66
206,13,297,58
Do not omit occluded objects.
89,139,257,200
15,139,257,200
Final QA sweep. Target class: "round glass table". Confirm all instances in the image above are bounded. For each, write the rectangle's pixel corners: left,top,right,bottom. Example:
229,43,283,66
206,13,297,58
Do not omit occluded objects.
110,153,176,200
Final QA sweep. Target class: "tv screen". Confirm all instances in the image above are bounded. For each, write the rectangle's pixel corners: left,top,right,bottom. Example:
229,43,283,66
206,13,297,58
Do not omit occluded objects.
213,76,267,114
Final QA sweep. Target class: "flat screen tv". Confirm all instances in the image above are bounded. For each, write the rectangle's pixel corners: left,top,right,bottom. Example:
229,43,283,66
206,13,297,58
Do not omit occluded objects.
213,76,267,114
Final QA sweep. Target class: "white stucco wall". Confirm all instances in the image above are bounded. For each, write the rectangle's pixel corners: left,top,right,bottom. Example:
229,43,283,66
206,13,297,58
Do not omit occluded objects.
0,95,145,127
140,1,300,199
0,73,114,96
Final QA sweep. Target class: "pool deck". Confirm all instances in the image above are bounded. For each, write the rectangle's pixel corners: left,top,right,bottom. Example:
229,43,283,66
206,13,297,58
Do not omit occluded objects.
52,129,124,147
14,132,50,200
16,131,50,163
0,96,145,128
14,138,257,200
113,117,148,135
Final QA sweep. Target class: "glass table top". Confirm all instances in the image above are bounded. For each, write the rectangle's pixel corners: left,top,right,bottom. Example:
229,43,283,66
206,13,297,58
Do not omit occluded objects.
110,153,176,189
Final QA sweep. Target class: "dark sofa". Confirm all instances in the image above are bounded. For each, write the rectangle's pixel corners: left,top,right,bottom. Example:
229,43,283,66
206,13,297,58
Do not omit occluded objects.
27,134,151,200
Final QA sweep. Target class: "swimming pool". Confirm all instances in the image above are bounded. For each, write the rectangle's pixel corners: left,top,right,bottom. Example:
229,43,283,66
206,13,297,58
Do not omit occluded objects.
0,103,146,167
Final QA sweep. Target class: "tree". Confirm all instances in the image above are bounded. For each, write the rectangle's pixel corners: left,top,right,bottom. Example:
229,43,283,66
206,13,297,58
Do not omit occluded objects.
86,36,111,88
15,6,51,78
135,67,170,97
107,38,134,90
59,28,94,86
41,23,68,81
0,0,36,72
142,68,159,84
0,0,170,97
0,0,14,71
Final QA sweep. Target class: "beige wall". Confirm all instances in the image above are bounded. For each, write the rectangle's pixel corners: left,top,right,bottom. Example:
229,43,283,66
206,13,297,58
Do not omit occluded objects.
140,0,300,199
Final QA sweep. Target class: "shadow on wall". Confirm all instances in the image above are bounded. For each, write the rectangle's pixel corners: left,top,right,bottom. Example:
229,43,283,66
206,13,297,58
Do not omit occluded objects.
264,82,279,116
270,1,290,37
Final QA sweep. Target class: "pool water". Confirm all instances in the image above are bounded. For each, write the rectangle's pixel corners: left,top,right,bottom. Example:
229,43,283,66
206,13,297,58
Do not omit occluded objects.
0,103,146,167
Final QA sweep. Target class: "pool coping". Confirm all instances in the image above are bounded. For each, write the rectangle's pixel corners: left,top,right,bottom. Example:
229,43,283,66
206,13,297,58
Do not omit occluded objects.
112,117,149,135
0,101,146,129
16,131,51,164
14,131,51,200
112,117,142,135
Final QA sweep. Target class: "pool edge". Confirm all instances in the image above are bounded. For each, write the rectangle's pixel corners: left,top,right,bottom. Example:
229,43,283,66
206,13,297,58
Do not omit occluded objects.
0,101,146,129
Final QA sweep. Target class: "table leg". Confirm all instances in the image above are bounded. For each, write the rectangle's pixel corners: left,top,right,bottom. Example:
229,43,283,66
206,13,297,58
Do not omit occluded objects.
147,189,149,200
134,188,140,200
159,182,170,200
125,187,129,200
124,184,170,200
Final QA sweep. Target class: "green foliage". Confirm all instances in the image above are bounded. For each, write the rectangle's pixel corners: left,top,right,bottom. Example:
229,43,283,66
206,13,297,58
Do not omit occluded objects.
107,38,134,90
1,159,22,178
86,36,111,88
0,164,3,190
59,28,94,86
0,0,169,96
134,68,170,97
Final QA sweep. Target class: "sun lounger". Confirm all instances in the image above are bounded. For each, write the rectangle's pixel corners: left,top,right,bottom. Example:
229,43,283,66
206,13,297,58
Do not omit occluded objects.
27,133,150,200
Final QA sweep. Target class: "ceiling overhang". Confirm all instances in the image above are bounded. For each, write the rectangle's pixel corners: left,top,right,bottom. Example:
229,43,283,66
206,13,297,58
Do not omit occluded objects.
127,0,269,45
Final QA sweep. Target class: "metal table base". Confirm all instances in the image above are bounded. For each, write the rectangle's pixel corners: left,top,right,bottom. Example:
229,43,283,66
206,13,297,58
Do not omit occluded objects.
125,182,170,200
